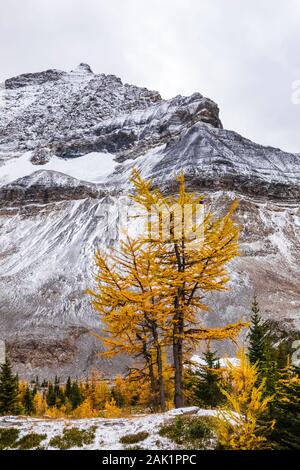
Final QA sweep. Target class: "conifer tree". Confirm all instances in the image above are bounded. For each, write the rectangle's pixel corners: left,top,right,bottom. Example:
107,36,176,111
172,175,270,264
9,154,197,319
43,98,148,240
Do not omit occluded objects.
65,376,72,400
248,295,268,369
53,376,65,407
70,381,83,410
54,375,60,395
41,379,48,388
271,365,300,449
187,344,224,408
46,382,56,407
23,385,35,415
0,357,19,415
276,341,289,370
248,296,279,395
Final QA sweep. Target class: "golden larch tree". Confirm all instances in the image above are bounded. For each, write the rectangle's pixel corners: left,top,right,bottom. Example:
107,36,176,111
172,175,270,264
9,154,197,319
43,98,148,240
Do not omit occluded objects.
216,349,274,450
88,170,247,409
130,169,247,407
88,236,168,410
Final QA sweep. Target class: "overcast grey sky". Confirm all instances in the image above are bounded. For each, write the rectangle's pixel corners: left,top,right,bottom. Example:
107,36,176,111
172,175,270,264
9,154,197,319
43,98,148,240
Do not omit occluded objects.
1,0,299,152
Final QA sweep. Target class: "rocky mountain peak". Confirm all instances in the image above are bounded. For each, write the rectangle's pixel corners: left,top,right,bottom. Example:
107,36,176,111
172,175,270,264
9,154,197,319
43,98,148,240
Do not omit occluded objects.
0,65,220,165
0,65,299,379
72,63,94,74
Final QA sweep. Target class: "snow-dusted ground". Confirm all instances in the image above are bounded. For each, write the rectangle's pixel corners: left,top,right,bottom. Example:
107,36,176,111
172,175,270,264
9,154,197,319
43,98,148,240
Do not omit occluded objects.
0,407,218,450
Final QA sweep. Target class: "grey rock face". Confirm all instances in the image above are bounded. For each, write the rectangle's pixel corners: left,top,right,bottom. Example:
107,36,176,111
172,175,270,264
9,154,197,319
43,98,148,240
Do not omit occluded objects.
0,64,299,379
31,147,52,165
5,69,66,89
0,170,101,206
0,65,221,163
136,123,300,200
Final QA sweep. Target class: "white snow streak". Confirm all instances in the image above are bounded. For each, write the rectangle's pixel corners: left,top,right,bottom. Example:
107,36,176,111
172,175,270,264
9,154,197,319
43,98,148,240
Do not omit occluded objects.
0,152,117,186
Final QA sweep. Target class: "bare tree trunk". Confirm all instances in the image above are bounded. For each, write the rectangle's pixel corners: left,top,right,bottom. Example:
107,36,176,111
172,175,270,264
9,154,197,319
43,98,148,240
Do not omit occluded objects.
156,346,166,411
148,359,160,411
173,304,184,408
149,319,166,412
137,333,160,411
154,337,166,411
173,241,185,408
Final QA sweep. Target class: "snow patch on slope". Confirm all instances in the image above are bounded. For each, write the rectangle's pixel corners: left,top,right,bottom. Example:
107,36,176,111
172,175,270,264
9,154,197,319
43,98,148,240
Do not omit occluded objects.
0,152,117,186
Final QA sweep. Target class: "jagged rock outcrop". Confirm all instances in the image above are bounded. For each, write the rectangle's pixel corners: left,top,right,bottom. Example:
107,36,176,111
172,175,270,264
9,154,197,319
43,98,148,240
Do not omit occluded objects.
0,64,299,379
0,64,221,163
4,68,66,90
0,170,101,207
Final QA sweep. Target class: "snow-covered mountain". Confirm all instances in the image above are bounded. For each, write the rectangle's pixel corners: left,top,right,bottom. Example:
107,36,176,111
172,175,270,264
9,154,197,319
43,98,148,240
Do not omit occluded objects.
0,64,299,379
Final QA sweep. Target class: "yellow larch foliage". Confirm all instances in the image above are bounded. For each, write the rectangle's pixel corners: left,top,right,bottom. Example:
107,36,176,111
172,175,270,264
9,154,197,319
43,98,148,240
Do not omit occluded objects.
88,236,168,410
16,381,27,413
104,397,122,418
85,370,110,410
88,169,248,409
112,374,145,408
217,349,274,450
46,404,69,419
72,398,99,418
130,169,248,407
33,392,47,417
112,375,129,407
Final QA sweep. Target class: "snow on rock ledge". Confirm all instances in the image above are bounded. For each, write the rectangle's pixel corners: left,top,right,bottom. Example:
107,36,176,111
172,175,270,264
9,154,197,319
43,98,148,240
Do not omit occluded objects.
0,170,101,206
